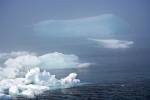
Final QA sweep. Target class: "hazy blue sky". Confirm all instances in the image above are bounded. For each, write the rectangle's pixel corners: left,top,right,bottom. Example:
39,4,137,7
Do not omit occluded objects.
0,0,150,52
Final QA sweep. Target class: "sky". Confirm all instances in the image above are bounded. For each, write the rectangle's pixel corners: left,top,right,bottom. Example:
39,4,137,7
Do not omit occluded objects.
0,0,150,52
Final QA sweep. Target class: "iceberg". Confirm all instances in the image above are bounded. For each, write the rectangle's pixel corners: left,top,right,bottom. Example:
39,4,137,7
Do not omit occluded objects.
0,51,87,99
89,38,134,49
0,52,90,78
0,67,80,98
34,14,128,37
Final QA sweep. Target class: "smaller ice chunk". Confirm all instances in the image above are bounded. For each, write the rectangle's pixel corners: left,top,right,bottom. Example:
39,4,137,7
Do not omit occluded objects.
77,63,91,68
89,38,134,49
61,73,80,88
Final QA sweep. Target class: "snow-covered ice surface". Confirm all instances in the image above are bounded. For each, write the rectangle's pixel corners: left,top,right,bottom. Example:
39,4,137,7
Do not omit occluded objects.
0,52,87,99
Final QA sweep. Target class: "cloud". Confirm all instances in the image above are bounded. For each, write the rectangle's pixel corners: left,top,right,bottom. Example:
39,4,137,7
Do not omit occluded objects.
34,14,128,37
89,38,134,49
0,52,90,78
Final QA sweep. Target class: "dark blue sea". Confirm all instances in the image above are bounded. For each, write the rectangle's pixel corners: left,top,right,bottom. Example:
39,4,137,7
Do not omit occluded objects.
12,40,150,100
0,36,147,100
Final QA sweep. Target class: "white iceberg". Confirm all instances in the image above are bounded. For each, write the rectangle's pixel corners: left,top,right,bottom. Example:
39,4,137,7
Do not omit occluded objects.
1,52,90,78
0,67,80,99
34,14,128,37
89,38,134,49
0,51,87,99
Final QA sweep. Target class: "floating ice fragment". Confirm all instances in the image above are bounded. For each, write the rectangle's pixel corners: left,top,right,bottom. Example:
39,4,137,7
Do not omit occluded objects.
89,38,134,49
61,73,80,88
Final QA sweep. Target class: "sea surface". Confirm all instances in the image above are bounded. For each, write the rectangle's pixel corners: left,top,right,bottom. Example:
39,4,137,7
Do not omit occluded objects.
14,80,150,100
0,37,149,100
12,44,150,100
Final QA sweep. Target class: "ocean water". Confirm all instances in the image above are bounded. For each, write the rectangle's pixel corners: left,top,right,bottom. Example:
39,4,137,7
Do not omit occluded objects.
12,47,150,100
14,80,150,100
1,37,150,100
